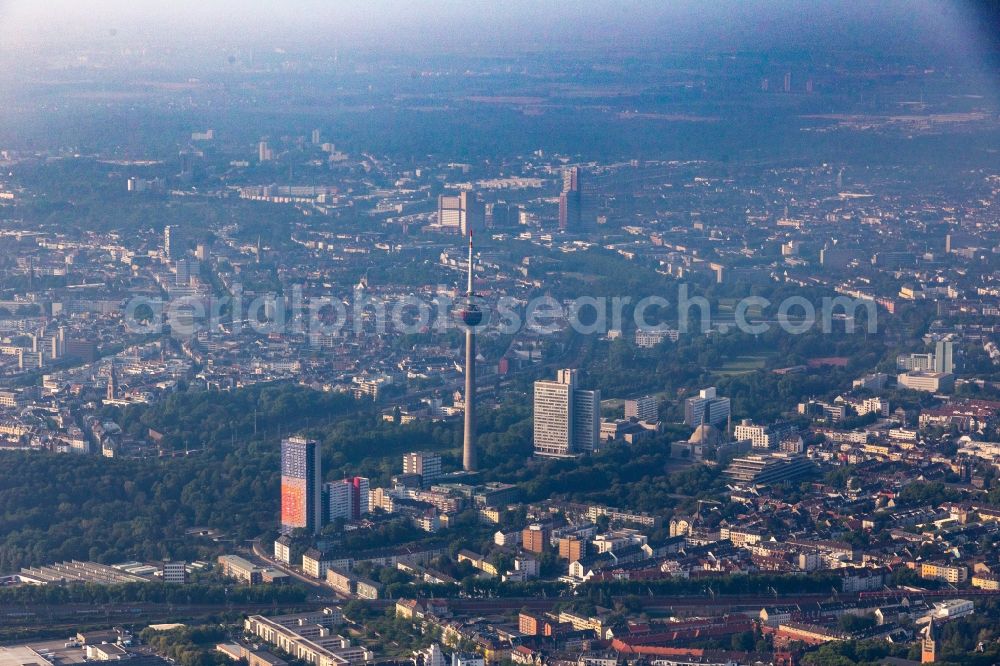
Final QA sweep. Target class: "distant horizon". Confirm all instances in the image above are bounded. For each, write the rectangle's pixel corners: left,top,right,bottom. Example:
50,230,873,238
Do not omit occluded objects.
0,1,997,62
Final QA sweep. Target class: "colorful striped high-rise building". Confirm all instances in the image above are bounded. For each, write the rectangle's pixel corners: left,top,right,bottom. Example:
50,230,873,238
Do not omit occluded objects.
280,436,322,535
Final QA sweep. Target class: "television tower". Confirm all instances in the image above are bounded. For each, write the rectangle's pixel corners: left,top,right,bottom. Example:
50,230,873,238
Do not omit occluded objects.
459,234,482,471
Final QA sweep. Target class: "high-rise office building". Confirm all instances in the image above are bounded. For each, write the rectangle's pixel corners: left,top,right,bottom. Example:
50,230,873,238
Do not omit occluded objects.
324,477,370,521
258,141,273,162
323,476,370,522
280,436,322,534
65,338,98,363
164,225,178,259
311,129,321,145
934,339,954,374
175,259,191,287
558,167,596,231
684,387,731,427
558,189,578,230
438,193,461,231
351,477,369,519
488,202,519,228
625,395,658,421
533,369,600,457
438,191,485,235
403,451,443,485
533,370,574,456
572,387,601,453
179,150,197,178
325,479,352,522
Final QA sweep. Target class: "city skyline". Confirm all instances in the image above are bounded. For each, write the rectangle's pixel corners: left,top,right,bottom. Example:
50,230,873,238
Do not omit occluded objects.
1,3,1000,665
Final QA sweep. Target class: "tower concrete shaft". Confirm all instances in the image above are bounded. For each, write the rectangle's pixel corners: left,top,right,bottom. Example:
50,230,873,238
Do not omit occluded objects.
461,234,479,472
463,327,477,471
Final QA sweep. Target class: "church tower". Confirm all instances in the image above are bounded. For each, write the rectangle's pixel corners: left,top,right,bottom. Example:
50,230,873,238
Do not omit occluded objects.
921,617,937,664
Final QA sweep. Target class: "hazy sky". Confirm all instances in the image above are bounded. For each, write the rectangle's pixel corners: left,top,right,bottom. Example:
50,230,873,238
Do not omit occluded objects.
0,0,996,63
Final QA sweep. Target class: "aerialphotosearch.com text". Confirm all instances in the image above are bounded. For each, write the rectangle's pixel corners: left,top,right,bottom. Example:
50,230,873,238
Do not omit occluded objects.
123,283,878,340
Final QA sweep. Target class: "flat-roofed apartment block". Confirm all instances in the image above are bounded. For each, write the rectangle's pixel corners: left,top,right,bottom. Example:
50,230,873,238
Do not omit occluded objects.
217,555,287,586
920,561,968,584
624,395,658,421
325,567,383,599
216,642,288,666
161,560,187,584
244,609,373,666
733,419,791,449
218,555,264,585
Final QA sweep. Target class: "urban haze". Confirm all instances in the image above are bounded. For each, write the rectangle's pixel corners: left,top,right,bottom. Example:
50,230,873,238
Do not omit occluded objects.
1,3,1000,666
